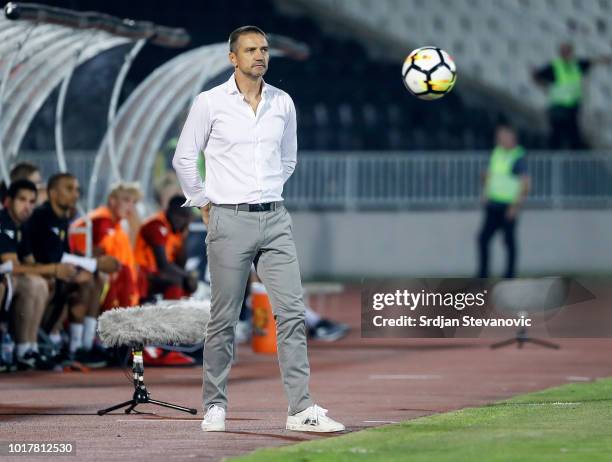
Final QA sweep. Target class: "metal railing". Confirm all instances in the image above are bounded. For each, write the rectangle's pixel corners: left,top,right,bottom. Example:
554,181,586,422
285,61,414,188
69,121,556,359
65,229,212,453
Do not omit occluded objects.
21,150,96,192
18,150,612,211
284,151,612,210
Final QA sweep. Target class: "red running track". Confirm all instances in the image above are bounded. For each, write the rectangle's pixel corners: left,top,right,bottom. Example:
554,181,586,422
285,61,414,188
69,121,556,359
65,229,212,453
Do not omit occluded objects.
1,287,611,461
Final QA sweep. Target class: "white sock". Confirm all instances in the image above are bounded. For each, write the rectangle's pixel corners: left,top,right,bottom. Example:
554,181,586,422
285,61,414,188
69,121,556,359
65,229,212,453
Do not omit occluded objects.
16,343,30,359
30,342,39,353
82,317,97,351
69,324,84,353
304,306,322,329
49,332,62,346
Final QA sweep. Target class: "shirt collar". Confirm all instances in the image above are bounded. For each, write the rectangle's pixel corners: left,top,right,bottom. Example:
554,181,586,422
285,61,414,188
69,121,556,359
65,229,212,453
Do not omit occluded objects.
226,74,269,97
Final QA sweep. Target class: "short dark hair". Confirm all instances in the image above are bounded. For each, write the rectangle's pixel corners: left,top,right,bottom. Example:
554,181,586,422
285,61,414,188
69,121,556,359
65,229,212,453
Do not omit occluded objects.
228,25,267,52
48,172,76,192
167,195,190,215
9,162,39,182
7,179,37,200
496,122,516,133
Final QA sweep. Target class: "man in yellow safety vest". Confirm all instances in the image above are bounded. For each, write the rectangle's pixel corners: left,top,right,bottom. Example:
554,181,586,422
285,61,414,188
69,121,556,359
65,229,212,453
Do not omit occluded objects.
533,42,612,149
477,124,530,278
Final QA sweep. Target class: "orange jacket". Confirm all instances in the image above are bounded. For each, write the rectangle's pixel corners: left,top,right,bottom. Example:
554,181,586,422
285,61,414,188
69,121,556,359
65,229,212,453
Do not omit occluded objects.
70,206,138,307
134,211,184,274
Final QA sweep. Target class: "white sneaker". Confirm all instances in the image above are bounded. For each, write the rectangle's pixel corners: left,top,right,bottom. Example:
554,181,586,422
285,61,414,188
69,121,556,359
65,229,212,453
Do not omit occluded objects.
201,404,226,432
286,404,345,432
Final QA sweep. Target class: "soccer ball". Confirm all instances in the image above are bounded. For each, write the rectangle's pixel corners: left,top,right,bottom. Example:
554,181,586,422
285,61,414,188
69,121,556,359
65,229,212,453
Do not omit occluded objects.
402,46,457,100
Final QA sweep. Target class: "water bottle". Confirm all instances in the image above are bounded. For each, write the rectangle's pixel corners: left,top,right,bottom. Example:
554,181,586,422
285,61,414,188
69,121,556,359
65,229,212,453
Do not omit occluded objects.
1,330,15,365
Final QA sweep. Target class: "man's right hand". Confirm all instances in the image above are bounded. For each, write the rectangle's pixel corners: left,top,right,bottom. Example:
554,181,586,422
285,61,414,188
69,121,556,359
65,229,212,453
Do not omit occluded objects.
201,203,211,226
97,255,120,274
56,263,78,281
183,273,199,294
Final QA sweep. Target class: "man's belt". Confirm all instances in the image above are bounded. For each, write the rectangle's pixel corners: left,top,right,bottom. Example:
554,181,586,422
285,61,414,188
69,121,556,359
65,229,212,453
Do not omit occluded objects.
213,201,284,212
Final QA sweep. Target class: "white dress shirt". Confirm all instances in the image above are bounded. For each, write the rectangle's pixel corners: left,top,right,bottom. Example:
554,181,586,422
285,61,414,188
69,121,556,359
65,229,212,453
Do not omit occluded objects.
172,74,297,207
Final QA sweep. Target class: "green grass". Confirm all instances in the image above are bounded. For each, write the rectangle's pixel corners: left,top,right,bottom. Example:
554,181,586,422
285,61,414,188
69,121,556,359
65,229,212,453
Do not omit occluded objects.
230,378,612,462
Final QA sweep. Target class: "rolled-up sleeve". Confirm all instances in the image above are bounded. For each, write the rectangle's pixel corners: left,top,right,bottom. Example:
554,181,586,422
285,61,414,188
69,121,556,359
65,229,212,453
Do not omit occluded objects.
281,95,297,183
172,93,211,207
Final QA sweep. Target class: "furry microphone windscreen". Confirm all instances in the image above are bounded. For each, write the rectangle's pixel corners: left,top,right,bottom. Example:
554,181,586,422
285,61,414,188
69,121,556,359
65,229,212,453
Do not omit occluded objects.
97,300,211,347
491,278,569,314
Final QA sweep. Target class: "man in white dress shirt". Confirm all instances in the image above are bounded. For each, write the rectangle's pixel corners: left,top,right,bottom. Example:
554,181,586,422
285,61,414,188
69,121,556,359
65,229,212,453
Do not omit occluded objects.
173,25,344,433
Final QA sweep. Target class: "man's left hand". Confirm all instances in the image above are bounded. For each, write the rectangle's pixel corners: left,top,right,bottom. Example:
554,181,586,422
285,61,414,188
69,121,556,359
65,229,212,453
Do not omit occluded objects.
201,203,211,226
73,270,94,284
506,205,519,220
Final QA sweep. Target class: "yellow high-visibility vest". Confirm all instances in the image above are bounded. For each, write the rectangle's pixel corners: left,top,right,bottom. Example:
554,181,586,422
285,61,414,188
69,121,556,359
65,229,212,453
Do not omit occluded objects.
485,146,525,204
549,58,582,107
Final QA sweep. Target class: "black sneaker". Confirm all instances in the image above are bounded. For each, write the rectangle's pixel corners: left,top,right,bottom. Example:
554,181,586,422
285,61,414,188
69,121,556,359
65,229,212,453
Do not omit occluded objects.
1,355,17,373
16,351,56,371
45,350,89,372
49,348,73,368
308,319,350,342
74,347,108,369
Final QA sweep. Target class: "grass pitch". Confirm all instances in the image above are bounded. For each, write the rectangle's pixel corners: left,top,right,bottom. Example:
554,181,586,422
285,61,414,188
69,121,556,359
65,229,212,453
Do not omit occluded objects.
231,378,612,462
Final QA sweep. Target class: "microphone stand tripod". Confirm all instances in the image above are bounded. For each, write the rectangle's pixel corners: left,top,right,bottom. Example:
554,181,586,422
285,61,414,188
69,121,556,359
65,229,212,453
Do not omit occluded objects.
97,344,197,416
490,326,560,349
490,311,559,350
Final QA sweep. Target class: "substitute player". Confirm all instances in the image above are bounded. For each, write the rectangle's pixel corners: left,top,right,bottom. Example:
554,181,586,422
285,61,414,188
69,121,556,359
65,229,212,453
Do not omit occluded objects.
70,182,141,310
134,195,197,302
